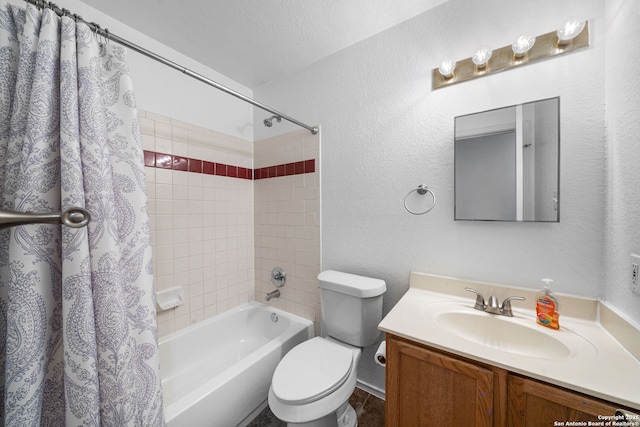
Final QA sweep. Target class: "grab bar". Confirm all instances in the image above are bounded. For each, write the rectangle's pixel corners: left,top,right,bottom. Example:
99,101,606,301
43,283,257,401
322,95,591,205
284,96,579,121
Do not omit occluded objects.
0,207,91,229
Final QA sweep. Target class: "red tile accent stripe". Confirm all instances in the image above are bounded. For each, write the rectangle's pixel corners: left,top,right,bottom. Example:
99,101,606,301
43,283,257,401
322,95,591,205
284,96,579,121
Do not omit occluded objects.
143,150,315,181
253,159,315,180
143,150,252,179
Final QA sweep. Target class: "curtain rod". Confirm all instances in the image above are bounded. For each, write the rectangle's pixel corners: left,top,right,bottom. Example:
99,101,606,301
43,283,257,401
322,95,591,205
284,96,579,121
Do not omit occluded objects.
23,0,319,135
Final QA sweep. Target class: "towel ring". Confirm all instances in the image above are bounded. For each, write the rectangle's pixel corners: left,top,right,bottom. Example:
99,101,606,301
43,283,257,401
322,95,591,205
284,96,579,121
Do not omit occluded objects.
404,185,436,215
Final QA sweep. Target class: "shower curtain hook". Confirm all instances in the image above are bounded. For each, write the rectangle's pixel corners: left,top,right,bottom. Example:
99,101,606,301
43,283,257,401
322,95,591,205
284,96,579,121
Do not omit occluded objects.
88,21,103,44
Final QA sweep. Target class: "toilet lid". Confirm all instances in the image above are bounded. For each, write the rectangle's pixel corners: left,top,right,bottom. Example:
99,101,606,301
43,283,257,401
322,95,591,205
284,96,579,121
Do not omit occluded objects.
272,337,353,405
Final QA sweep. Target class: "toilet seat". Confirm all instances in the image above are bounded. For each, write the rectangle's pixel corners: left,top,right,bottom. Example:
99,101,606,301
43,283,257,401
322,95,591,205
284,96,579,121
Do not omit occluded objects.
271,337,354,405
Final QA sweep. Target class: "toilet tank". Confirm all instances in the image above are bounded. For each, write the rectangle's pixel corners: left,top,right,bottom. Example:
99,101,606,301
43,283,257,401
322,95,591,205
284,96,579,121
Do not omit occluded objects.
318,270,386,347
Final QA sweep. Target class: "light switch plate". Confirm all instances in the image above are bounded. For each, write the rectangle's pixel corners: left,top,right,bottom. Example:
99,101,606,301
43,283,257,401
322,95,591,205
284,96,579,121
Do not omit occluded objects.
631,254,640,296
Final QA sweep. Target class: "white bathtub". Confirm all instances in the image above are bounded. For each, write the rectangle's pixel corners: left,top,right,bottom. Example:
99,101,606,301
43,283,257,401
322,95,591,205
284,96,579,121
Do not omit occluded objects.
160,301,314,427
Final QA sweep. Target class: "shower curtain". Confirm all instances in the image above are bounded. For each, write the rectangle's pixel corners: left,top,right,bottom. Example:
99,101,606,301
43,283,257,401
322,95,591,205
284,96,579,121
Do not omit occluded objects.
0,3,163,425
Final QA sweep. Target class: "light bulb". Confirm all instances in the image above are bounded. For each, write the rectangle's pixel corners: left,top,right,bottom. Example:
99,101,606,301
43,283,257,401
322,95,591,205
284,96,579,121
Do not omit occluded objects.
438,60,456,78
512,35,536,57
472,47,492,68
557,19,585,43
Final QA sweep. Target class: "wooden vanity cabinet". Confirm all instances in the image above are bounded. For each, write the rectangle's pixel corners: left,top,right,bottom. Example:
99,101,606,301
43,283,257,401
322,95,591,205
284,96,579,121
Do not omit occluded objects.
385,334,508,427
508,375,621,426
385,334,633,427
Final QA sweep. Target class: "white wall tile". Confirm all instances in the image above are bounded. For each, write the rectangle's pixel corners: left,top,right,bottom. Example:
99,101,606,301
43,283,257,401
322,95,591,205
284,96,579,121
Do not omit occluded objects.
146,112,315,336
254,131,320,329
144,111,254,338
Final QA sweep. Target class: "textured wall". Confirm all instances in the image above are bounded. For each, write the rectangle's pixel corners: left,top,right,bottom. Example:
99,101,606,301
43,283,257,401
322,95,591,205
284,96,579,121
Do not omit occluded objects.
254,0,608,393
604,0,640,322
255,0,607,304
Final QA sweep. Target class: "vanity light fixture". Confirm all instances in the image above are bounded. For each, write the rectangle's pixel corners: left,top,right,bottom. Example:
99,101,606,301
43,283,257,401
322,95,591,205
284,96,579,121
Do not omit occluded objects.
557,18,586,45
438,60,456,78
512,35,536,58
433,19,589,90
472,47,492,69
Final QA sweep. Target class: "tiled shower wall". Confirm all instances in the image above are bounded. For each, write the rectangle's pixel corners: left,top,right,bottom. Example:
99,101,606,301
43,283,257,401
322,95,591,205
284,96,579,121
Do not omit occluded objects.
139,110,255,338
141,109,321,337
254,130,321,331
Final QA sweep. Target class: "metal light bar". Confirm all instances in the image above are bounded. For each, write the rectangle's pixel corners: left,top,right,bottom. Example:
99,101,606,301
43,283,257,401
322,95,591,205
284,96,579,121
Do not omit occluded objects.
23,0,319,135
433,21,590,90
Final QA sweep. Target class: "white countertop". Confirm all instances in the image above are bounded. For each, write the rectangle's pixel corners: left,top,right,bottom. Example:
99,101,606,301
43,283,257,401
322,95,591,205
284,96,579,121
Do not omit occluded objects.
378,273,640,410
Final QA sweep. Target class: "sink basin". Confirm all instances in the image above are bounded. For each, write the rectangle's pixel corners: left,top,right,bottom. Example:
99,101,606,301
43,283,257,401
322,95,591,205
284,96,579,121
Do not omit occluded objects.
437,311,571,359
402,300,599,360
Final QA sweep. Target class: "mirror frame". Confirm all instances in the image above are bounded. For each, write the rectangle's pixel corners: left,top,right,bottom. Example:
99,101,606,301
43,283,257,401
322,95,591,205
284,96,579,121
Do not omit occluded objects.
454,97,560,222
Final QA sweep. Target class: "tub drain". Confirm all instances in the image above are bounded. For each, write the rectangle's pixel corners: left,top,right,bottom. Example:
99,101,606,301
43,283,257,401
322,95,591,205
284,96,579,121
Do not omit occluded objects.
271,312,279,322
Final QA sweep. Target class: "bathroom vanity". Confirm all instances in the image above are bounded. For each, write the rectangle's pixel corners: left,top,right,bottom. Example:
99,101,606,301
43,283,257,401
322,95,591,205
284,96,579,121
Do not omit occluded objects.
385,334,627,426
379,273,640,427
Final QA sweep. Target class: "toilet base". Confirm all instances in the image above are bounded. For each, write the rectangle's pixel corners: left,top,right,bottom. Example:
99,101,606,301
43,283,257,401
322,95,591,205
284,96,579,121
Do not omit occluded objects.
285,402,357,427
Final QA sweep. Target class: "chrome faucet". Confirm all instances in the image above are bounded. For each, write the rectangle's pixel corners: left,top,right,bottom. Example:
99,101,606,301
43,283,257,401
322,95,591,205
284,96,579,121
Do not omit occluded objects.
266,267,286,301
265,289,280,301
465,287,525,317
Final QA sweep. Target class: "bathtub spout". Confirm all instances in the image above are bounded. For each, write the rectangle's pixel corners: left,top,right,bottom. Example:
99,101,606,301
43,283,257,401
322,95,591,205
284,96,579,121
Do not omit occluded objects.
265,290,280,301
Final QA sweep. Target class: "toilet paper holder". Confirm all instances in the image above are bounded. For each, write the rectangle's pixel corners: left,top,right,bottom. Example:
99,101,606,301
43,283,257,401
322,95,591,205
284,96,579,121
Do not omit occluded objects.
375,340,387,367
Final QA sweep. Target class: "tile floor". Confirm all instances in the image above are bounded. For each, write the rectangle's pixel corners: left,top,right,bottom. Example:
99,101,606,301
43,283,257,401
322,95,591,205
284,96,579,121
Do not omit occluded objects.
247,388,385,426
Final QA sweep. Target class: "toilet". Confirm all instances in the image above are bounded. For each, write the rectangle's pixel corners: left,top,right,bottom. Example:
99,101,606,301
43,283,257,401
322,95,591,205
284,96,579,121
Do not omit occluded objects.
268,270,386,427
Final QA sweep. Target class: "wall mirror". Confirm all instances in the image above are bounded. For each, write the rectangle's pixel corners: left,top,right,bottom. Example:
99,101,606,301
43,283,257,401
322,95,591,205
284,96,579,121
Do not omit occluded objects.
454,97,560,222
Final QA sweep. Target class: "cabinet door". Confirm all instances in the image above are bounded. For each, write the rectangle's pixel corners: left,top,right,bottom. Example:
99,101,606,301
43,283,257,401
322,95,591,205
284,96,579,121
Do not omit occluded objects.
386,336,494,427
508,375,621,427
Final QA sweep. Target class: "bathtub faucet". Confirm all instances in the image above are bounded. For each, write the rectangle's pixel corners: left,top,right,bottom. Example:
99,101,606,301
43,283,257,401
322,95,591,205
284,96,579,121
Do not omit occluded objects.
265,289,280,301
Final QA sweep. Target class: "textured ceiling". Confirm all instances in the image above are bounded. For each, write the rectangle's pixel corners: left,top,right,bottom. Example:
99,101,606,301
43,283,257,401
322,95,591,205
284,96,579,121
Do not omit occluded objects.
80,0,448,89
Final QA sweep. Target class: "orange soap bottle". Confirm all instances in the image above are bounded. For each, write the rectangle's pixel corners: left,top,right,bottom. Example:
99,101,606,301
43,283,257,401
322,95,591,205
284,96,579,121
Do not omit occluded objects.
536,278,560,330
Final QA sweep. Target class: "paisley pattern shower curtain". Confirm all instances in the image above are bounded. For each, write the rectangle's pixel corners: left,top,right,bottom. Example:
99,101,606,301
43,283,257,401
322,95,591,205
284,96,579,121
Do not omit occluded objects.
0,3,163,425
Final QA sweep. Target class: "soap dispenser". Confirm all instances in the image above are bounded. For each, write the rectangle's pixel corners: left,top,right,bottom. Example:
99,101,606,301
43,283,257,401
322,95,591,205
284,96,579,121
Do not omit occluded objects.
536,278,560,330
